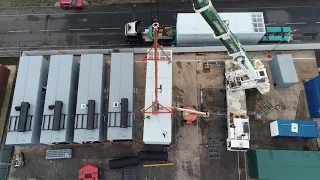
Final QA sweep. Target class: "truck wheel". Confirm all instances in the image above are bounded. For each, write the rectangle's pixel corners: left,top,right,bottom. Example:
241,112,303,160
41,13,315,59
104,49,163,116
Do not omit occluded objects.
180,119,185,126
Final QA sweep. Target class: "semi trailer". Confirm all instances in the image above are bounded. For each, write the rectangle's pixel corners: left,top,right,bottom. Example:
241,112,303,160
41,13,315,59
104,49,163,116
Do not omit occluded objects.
124,13,293,46
125,19,176,46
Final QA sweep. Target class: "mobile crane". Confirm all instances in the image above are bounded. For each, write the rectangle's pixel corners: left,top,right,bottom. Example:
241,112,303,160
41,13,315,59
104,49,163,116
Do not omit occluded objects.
191,0,270,151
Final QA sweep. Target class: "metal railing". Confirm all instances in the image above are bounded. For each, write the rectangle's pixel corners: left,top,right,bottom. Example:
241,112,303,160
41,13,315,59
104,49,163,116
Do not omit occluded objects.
41,114,67,130
74,113,100,129
7,116,33,132
108,112,133,127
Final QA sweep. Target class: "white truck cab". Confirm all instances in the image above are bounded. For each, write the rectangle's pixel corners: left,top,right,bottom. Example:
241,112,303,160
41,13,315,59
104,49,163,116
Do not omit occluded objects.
125,21,139,36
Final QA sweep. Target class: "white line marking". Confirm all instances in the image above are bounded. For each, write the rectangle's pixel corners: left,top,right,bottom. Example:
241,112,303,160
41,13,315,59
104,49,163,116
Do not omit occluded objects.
69,28,90,31
316,22,320,24
265,23,276,25
285,22,307,25
38,29,60,32
100,27,121,30
0,5,314,17
8,30,30,33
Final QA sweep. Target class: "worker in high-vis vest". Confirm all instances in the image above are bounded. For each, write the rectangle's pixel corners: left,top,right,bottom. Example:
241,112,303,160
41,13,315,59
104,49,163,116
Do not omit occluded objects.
162,131,167,138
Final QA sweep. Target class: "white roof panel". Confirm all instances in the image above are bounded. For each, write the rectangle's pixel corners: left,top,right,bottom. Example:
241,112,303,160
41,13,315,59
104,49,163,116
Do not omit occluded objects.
177,12,265,35
143,50,173,145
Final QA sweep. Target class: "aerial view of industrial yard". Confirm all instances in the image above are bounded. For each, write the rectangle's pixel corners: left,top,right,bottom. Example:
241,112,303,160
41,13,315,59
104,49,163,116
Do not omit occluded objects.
0,0,320,179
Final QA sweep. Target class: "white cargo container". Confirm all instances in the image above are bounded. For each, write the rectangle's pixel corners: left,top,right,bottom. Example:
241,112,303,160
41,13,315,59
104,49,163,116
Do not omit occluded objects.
176,12,266,46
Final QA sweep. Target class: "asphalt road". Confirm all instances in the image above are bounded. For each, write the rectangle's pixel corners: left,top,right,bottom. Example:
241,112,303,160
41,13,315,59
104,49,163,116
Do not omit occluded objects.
0,2,320,51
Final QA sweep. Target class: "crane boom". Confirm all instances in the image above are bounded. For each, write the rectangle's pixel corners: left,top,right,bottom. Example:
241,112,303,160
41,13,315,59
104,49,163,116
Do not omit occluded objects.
191,0,270,94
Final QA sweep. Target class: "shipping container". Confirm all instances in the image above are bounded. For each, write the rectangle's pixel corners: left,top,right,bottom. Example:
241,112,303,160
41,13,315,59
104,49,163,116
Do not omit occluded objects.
0,65,10,116
107,53,134,141
270,119,318,138
40,55,79,145
6,56,49,145
74,54,107,143
304,75,320,118
248,149,320,180
269,54,298,88
176,12,266,46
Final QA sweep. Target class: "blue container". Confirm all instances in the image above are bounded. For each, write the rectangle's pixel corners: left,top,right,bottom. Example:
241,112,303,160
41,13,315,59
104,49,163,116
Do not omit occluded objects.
270,119,319,138
304,76,320,118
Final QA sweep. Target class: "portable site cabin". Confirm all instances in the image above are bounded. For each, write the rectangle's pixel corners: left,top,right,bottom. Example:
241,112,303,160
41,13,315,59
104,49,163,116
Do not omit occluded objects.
143,50,173,145
269,54,298,89
74,54,107,143
107,53,134,141
6,56,49,145
40,55,79,145
270,119,319,138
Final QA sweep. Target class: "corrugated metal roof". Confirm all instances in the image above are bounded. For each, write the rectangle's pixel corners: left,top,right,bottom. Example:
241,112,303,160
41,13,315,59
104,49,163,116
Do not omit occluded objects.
107,53,134,141
248,149,320,180
143,50,172,145
6,56,49,145
40,55,79,144
74,54,106,143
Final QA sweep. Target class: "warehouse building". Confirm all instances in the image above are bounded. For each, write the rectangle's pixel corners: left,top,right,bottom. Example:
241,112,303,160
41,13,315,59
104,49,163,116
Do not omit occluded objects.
176,12,265,46
143,50,173,145
74,54,107,143
304,75,320,118
248,149,320,180
40,55,79,145
6,56,49,145
107,53,134,141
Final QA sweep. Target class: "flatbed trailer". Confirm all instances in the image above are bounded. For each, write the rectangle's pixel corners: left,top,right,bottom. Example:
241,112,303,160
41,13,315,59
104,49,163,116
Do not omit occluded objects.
260,27,293,43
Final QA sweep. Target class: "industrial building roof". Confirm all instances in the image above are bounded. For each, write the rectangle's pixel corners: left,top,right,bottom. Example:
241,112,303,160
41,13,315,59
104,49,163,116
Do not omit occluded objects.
107,53,134,141
40,55,79,144
143,50,173,145
74,54,106,143
6,56,49,145
248,149,320,180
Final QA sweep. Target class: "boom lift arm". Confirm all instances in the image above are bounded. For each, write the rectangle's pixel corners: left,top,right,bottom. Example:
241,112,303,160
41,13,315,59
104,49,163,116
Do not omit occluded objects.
171,107,210,117
191,0,270,94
